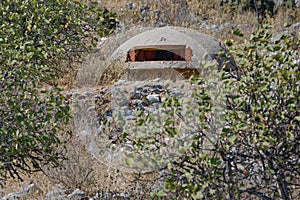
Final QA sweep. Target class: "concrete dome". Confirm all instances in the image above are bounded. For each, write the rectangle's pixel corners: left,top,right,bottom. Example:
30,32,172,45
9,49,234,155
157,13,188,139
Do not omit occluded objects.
111,26,222,62
110,26,234,81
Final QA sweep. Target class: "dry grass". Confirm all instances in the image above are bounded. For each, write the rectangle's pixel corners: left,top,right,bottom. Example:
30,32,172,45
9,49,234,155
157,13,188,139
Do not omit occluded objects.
2,0,299,199
100,0,299,40
71,0,300,87
1,134,159,199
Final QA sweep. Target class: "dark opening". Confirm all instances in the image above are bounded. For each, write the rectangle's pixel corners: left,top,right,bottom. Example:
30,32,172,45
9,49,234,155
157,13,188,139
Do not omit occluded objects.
126,45,192,62
155,50,175,61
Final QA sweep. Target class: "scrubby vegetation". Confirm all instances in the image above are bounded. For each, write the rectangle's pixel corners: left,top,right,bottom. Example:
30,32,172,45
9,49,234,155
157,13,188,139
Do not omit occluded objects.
0,0,115,185
1,0,299,199
123,25,299,200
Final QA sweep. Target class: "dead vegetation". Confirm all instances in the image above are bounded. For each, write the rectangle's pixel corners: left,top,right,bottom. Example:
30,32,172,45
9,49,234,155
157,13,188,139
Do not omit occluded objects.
2,0,299,199
101,0,299,38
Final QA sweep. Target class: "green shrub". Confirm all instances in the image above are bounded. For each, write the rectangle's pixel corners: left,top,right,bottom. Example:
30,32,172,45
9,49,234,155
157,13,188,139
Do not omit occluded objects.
0,0,115,183
121,25,300,199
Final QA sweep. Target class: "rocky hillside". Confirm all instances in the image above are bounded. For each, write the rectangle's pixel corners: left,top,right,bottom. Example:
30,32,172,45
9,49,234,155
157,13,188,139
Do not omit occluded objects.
1,0,299,199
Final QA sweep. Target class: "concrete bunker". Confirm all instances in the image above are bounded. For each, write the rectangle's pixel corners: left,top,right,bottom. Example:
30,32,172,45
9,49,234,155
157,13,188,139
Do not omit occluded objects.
75,26,237,87
73,27,238,173
111,26,236,81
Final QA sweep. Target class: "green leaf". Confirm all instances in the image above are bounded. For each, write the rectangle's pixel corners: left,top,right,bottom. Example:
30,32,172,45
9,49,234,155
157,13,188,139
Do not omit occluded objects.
211,157,222,166
136,119,145,126
209,189,216,195
294,116,300,121
232,28,244,37
228,135,237,143
267,169,276,175
156,189,167,197
165,127,178,137
222,127,231,134
193,191,203,199
283,22,292,28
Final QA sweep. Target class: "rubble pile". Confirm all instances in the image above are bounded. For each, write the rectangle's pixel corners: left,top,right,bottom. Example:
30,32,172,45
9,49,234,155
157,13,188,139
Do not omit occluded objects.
97,81,186,124
129,83,169,111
